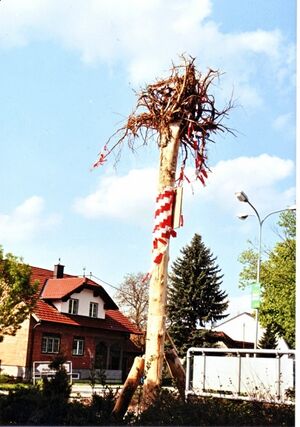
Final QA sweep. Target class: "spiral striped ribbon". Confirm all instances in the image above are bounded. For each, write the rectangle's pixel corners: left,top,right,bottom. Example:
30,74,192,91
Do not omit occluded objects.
152,186,177,265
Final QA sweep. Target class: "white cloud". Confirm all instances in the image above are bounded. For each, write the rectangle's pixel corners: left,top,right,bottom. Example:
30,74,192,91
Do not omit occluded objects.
74,168,157,225
272,112,295,139
188,154,295,214
74,154,295,225
0,196,61,242
0,0,295,106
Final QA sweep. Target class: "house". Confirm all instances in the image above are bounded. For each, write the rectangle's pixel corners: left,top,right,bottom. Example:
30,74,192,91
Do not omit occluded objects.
212,312,289,350
0,264,142,382
206,330,254,349
212,312,261,345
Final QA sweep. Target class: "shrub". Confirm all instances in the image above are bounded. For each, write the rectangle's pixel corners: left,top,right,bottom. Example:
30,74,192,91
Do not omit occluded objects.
0,384,294,425
132,389,295,426
0,373,16,384
0,386,43,424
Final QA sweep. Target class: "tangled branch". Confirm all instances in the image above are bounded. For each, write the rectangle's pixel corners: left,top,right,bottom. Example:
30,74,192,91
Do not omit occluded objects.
93,56,234,185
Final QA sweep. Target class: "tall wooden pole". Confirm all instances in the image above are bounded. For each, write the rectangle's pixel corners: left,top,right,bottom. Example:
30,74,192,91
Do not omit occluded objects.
143,122,181,405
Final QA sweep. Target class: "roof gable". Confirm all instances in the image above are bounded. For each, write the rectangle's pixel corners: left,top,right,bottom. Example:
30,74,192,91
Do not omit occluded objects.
213,312,254,328
30,266,118,309
29,265,142,334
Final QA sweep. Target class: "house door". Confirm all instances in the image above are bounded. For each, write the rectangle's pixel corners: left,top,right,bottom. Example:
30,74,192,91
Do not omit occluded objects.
95,342,108,370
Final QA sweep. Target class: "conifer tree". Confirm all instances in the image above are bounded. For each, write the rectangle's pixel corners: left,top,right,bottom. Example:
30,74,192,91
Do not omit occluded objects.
167,233,228,355
258,324,278,350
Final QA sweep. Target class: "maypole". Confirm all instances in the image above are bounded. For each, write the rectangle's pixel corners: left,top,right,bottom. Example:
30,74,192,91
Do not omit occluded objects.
93,56,233,407
143,123,181,403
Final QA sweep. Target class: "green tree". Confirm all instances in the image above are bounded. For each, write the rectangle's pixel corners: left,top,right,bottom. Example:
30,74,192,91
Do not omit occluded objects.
277,208,296,239
238,210,296,348
0,246,38,339
167,234,228,356
238,245,260,289
258,324,278,350
260,237,295,347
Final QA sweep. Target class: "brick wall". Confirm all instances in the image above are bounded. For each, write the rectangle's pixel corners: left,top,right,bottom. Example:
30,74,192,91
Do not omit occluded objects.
30,322,127,371
0,318,137,380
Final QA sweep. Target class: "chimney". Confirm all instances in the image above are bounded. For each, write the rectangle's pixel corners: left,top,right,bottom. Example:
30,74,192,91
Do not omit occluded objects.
53,262,64,279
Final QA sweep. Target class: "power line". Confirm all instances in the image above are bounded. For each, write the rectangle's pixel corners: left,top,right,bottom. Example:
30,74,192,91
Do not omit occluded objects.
89,273,120,292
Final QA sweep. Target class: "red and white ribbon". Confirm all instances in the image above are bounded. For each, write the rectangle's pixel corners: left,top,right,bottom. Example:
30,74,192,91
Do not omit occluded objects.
152,186,177,265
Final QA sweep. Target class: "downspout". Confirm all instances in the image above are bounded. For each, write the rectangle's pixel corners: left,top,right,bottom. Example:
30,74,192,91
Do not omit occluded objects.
27,318,41,381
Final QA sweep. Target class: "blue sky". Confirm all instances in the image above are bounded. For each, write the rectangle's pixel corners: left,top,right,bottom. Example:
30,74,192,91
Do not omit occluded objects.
0,0,296,316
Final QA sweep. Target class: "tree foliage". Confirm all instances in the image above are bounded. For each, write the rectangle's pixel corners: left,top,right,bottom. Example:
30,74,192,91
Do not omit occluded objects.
238,241,271,290
277,209,296,239
167,234,228,356
0,246,38,339
260,237,295,348
238,210,296,348
115,272,149,331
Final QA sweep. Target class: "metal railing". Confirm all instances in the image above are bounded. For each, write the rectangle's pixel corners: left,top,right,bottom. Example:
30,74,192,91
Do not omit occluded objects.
185,348,295,403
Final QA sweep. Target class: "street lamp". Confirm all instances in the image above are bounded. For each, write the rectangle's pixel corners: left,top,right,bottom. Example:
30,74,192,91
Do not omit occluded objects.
235,191,296,349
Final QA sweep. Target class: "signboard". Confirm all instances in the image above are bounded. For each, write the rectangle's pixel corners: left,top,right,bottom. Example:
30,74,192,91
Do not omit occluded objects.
34,361,71,374
251,282,261,309
33,361,72,384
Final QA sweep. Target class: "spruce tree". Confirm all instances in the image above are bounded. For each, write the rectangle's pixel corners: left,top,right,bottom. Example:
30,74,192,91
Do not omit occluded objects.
167,233,228,356
258,324,278,350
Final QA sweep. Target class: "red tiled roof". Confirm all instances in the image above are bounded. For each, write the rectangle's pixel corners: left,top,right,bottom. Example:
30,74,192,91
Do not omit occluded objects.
29,265,141,335
34,300,76,325
211,331,254,349
34,300,141,334
41,278,87,299
30,266,117,309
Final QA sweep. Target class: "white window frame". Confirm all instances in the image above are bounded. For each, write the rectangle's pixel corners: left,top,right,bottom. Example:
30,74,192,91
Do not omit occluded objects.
89,302,98,318
42,335,60,354
72,337,84,356
68,298,79,314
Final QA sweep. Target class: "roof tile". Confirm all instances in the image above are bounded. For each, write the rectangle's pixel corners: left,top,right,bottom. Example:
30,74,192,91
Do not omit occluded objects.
34,300,141,334
41,278,86,299
30,266,140,334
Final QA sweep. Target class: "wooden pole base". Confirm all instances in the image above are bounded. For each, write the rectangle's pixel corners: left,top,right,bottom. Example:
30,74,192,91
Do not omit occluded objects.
112,356,145,420
165,349,186,401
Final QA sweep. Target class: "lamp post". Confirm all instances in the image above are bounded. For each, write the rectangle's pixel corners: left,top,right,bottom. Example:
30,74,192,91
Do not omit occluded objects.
235,191,296,349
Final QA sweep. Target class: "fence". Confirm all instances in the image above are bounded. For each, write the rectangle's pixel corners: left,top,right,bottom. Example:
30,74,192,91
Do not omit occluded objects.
185,348,295,403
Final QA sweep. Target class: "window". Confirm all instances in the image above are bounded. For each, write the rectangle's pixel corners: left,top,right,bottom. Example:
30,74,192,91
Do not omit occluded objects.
72,337,84,356
89,302,98,318
42,335,60,354
68,298,79,314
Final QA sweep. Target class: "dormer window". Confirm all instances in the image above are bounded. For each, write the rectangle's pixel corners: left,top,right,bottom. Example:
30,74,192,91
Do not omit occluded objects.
89,302,98,318
68,298,79,314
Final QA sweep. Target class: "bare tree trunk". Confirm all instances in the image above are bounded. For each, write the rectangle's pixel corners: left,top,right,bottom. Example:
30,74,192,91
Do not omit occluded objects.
143,122,181,405
164,349,186,401
112,356,145,420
